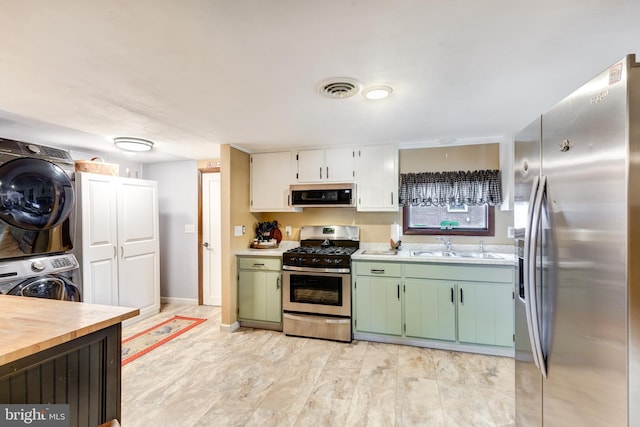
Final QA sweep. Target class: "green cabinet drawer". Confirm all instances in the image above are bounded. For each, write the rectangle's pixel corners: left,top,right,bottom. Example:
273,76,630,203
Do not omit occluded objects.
354,261,402,277
238,256,282,271
404,263,512,283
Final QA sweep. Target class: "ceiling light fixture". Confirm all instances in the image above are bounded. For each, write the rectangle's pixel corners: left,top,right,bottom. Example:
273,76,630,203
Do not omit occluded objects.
113,137,154,152
362,85,393,100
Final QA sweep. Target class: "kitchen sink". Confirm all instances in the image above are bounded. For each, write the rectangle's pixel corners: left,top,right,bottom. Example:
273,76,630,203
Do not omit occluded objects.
409,250,451,257
409,250,502,259
451,251,502,259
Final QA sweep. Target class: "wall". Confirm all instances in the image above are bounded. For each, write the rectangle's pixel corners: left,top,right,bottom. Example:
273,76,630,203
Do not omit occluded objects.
220,145,260,328
145,161,199,302
256,143,513,246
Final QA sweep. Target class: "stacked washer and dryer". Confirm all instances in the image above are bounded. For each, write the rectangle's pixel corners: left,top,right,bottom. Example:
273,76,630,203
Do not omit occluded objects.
0,137,81,301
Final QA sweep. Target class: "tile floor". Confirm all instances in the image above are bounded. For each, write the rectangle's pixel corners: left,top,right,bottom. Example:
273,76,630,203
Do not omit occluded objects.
121,304,515,426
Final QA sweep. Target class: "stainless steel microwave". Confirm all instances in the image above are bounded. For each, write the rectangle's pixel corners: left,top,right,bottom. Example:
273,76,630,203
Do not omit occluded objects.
289,183,355,207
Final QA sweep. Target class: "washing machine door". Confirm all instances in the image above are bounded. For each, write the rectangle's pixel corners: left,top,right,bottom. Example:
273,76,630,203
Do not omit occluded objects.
0,158,75,231
8,275,81,301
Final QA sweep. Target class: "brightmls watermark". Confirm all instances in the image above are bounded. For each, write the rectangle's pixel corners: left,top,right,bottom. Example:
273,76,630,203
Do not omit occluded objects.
0,405,69,427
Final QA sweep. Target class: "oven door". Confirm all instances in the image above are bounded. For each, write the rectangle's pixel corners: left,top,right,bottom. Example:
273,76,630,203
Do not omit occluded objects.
283,270,351,317
0,158,75,260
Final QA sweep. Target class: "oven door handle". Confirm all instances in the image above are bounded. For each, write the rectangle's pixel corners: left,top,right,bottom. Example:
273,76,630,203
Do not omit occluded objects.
283,265,351,274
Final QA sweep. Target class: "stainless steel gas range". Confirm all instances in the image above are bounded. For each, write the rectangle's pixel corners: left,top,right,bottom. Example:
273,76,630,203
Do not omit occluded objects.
282,225,359,342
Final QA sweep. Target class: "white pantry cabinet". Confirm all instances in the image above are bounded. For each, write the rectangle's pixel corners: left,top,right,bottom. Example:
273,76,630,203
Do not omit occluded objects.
75,172,160,323
296,147,354,183
355,144,398,211
250,151,300,212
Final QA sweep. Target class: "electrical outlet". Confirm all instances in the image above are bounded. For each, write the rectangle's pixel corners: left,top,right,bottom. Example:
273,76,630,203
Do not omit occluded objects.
285,226,292,236
184,224,195,234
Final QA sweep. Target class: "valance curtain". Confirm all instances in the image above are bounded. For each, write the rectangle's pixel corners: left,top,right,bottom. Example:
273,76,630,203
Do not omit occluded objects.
399,170,502,207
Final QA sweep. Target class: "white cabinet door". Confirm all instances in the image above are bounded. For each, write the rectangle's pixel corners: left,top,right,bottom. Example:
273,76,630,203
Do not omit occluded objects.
117,179,160,320
250,151,299,212
356,144,398,211
79,173,118,306
77,173,160,323
296,147,354,183
325,147,354,182
296,149,325,182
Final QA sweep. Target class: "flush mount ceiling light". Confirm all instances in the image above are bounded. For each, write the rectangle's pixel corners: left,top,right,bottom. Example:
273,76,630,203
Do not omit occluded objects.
316,77,361,99
362,85,393,100
113,137,154,152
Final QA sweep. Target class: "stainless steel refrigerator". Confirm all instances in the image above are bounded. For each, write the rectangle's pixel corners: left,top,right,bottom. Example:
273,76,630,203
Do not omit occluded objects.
514,54,640,426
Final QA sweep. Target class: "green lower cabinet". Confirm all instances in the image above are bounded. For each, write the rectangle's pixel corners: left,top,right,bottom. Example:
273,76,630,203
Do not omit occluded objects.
457,281,513,346
404,279,456,341
355,276,402,336
238,270,281,323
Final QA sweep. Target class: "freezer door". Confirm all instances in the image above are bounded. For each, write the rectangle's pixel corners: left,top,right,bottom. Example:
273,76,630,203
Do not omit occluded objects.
514,117,543,426
541,57,629,426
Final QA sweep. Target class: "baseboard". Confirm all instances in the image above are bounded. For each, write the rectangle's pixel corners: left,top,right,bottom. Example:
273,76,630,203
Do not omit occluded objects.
220,321,240,333
160,296,199,305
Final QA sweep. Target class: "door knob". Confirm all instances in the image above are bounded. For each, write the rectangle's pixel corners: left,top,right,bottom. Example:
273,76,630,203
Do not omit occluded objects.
202,242,209,248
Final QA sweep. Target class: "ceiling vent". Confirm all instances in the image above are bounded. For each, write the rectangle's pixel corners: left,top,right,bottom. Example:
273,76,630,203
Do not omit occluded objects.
316,77,361,99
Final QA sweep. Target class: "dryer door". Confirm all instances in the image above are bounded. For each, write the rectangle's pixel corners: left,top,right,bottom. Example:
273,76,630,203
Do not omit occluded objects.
9,274,81,301
0,157,75,231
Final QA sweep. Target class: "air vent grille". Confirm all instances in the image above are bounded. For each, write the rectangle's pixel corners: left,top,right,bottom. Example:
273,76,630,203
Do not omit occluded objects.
316,77,361,99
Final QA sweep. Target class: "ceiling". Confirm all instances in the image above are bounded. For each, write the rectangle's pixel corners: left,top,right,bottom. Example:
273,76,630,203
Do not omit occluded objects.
0,1,639,163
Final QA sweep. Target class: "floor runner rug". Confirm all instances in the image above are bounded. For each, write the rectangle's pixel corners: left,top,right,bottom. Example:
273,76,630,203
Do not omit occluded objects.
121,315,206,366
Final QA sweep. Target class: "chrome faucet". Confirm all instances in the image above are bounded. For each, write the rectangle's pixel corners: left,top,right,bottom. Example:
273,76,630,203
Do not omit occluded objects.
479,239,485,253
436,236,452,253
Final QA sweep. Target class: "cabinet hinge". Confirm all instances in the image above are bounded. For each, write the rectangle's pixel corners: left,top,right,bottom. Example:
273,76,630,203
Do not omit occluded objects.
403,284,406,293
296,173,299,179
404,323,406,333
513,334,515,342
250,200,253,206
512,291,515,299
352,151,355,157
355,319,357,328
250,156,253,163
237,307,240,315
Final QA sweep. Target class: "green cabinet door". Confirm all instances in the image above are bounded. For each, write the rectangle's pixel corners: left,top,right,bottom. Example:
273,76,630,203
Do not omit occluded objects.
405,279,456,341
457,282,513,346
238,270,281,323
354,276,402,336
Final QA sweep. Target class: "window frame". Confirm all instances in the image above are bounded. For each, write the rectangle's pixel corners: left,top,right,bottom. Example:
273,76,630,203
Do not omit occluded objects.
402,204,495,236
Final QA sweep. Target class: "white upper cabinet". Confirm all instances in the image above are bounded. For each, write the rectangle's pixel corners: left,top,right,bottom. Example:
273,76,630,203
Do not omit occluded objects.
296,147,355,183
250,151,300,212
355,144,399,212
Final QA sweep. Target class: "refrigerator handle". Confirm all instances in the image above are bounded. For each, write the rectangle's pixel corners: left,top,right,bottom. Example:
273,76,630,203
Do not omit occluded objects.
523,175,542,370
528,175,548,378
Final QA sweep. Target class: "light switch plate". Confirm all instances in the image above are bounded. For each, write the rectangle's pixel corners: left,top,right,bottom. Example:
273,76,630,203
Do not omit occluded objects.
184,224,195,234
234,225,244,237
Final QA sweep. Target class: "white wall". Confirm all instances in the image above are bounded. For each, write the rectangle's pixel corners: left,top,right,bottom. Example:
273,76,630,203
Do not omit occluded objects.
145,161,199,301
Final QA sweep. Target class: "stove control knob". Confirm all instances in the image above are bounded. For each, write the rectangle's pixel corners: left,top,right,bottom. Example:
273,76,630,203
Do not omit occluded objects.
31,260,46,272
334,258,344,264
311,258,320,264
324,258,332,264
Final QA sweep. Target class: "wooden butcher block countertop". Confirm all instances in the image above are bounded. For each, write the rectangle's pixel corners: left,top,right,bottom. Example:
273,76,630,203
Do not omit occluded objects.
0,295,139,366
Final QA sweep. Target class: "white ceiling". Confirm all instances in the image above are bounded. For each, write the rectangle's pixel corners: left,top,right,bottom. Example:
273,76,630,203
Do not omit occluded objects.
0,0,639,163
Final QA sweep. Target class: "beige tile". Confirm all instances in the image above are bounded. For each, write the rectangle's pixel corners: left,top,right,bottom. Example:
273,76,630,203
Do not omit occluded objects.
121,303,516,427
294,395,351,427
441,397,496,427
398,345,436,379
396,377,446,426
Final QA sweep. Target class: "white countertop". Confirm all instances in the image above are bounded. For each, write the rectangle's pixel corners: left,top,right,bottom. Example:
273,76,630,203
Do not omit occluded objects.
352,242,517,266
235,240,516,266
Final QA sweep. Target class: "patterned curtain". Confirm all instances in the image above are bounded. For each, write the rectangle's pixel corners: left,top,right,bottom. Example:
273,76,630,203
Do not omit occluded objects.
399,170,502,207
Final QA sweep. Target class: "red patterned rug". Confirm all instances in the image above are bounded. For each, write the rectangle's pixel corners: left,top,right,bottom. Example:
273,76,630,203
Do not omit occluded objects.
121,315,206,366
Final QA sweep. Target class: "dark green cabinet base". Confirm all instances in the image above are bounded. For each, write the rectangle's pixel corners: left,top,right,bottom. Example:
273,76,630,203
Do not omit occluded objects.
0,324,123,427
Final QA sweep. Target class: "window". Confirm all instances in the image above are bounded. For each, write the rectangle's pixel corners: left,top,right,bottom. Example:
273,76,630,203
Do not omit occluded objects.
399,170,501,236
